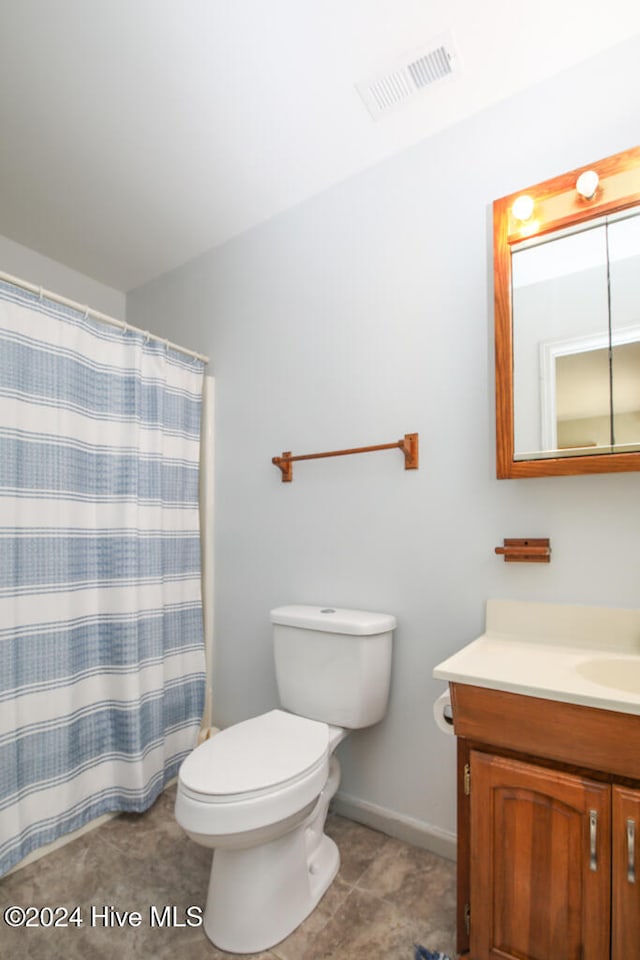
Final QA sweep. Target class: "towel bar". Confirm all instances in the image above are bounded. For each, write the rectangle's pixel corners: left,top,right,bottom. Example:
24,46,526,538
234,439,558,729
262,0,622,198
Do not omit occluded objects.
272,433,419,482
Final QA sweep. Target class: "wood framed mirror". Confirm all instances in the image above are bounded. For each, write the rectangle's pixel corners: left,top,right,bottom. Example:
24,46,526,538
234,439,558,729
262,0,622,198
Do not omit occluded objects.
494,146,640,478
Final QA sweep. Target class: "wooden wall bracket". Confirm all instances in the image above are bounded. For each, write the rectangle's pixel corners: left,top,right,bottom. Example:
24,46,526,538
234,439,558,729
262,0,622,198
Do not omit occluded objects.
495,538,551,563
272,432,419,483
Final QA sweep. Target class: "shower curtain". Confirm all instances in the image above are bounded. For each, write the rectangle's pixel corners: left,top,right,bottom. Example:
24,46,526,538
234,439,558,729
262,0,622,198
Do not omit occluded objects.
0,279,206,876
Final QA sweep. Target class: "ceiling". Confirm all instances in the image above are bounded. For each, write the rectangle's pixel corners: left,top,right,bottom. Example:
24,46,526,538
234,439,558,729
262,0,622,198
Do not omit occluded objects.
1,1,640,293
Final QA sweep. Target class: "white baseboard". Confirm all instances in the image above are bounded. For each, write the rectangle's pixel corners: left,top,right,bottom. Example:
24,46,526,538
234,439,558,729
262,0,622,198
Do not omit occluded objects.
331,790,457,863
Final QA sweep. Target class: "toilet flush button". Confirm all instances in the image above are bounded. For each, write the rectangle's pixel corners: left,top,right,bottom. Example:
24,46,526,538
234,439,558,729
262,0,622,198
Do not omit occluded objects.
320,608,335,614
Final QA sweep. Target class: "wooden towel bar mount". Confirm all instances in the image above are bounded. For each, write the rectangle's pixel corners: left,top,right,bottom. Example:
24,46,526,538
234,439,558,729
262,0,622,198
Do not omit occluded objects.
272,432,419,483
495,538,551,563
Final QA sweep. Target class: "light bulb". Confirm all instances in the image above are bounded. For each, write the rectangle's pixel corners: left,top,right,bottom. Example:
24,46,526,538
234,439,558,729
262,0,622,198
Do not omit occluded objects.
576,170,599,200
512,195,534,222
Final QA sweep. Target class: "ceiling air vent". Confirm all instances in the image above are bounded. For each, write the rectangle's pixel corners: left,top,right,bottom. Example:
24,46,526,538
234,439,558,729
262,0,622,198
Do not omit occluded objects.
356,33,460,120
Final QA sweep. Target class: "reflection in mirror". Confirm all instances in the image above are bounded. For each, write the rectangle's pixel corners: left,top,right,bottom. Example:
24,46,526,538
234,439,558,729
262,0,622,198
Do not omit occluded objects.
511,209,640,460
493,146,640,478
556,347,611,450
609,212,640,449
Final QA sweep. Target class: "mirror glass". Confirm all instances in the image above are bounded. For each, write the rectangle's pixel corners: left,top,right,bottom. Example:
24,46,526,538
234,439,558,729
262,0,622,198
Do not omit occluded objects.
493,145,640,478
511,208,640,460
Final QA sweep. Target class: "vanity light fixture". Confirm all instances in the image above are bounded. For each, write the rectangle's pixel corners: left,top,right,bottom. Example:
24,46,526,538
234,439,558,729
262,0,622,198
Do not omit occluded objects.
511,194,535,222
575,169,600,200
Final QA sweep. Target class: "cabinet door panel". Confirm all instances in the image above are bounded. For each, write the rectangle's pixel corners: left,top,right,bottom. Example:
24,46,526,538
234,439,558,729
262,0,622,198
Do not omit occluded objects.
612,785,640,960
470,751,610,960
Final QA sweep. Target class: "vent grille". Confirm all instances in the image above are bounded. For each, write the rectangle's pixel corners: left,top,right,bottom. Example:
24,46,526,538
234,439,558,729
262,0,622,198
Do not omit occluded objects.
408,47,453,88
357,34,459,119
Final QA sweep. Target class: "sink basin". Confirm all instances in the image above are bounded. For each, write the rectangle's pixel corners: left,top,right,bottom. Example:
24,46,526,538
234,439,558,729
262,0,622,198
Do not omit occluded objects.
433,601,640,715
575,657,640,694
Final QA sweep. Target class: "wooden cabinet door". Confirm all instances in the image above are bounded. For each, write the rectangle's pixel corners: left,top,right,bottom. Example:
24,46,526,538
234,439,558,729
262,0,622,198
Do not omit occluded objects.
612,785,640,960
470,751,610,960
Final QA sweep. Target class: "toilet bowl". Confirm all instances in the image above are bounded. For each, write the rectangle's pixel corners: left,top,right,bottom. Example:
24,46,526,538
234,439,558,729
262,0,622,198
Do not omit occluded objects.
176,709,347,953
175,604,395,953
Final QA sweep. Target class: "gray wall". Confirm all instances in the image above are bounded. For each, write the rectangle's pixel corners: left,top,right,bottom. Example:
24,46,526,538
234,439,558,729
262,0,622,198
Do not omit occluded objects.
0,233,126,319
127,36,640,853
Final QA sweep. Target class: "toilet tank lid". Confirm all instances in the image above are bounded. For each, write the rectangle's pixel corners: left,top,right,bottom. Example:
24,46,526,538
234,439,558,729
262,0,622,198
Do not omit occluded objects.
270,605,396,635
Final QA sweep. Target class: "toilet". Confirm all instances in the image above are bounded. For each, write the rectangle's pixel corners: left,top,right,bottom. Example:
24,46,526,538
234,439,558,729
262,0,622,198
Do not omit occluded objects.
175,603,395,953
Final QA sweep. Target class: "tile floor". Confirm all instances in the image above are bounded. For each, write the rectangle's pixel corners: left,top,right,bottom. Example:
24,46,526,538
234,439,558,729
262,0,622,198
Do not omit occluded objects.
0,785,457,960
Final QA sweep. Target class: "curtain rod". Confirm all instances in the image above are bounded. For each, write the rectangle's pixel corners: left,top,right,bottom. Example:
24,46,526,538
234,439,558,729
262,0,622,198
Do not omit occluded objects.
0,270,209,364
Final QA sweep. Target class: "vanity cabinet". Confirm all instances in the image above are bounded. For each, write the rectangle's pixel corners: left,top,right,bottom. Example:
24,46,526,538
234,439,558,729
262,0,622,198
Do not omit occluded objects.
612,787,640,958
451,683,640,960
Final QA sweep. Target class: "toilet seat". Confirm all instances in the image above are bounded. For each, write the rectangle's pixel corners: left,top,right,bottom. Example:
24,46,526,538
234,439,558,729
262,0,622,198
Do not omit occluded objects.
176,710,331,836
180,709,329,801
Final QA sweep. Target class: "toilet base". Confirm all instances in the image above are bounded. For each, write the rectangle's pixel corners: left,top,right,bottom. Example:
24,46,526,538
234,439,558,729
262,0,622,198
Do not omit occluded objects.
202,755,342,953
204,822,339,953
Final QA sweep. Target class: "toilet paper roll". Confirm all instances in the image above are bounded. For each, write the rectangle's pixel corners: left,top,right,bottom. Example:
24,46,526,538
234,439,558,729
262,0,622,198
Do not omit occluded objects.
433,689,454,736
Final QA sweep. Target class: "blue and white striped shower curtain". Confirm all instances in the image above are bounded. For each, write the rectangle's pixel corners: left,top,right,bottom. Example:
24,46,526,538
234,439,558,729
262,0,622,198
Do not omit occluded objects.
0,279,206,876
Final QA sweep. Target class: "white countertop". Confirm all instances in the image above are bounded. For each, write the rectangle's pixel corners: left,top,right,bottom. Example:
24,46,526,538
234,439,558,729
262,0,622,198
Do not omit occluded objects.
433,599,640,716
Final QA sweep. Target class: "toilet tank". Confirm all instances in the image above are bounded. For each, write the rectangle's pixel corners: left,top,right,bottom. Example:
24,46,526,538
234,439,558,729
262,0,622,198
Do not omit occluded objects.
270,605,395,728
